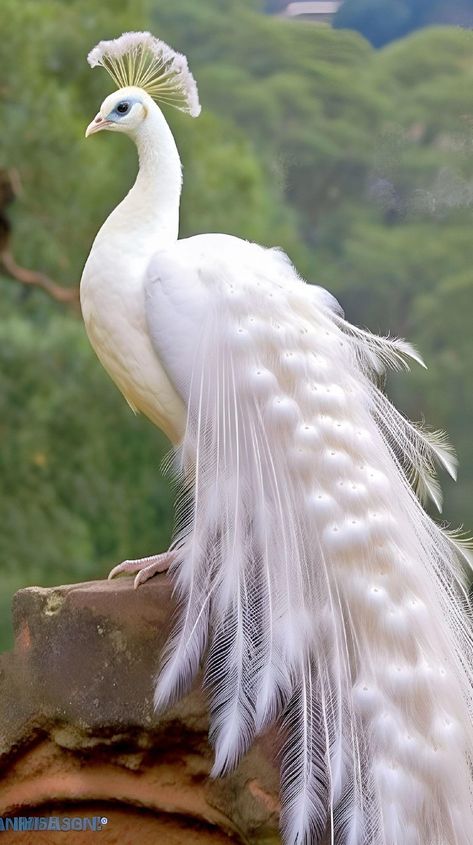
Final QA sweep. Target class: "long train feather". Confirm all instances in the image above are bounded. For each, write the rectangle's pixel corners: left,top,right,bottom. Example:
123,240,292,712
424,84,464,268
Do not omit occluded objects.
151,239,473,844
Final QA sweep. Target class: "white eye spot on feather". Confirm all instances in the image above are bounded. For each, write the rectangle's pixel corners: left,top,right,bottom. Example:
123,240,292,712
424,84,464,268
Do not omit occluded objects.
336,480,369,509
364,467,390,494
384,605,409,637
307,490,340,522
264,395,300,430
295,423,320,448
323,419,361,452
249,366,278,398
368,510,394,542
403,595,428,630
229,324,250,350
315,413,339,439
385,662,416,696
310,383,347,413
352,681,383,716
348,572,390,606
321,447,353,475
431,715,462,748
243,314,272,341
370,711,401,748
355,427,371,443
323,516,370,553
281,350,307,376
290,446,316,479
387,664,441,715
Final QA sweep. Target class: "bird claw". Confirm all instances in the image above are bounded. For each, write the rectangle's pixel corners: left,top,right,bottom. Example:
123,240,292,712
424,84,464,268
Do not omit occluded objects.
108,551,176,589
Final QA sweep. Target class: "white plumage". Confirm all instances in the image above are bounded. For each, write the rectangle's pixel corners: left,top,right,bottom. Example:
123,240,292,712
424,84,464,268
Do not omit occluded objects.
81,32,473,845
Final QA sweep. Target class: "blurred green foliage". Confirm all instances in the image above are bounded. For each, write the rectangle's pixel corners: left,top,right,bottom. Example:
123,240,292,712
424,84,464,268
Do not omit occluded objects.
1,0,473,649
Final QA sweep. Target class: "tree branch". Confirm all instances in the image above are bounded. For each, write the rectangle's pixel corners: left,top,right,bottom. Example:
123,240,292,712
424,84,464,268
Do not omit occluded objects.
0,248,80,307
0,167,80,310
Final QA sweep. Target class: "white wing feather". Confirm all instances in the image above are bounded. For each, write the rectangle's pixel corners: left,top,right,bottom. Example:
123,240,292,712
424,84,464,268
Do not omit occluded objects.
145,233,473,845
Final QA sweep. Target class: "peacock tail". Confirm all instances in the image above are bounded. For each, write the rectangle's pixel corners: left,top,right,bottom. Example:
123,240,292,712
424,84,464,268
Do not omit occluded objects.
152,241,473,845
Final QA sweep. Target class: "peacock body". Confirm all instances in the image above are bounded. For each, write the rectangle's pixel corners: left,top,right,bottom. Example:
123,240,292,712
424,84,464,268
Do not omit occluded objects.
80,32,473,845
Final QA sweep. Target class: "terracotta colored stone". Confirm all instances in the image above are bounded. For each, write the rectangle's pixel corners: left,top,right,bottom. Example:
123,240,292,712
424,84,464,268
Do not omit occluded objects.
0,577,282,844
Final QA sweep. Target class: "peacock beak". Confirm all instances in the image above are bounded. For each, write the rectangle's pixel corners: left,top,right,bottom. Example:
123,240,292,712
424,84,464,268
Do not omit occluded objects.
85,113,112,138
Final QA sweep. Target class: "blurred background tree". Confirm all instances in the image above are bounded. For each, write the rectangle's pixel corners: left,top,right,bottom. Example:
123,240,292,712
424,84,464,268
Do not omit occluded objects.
1,0,473,649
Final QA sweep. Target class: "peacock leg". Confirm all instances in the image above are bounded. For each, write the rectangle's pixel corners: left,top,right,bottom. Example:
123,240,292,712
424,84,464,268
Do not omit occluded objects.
108,551,177,589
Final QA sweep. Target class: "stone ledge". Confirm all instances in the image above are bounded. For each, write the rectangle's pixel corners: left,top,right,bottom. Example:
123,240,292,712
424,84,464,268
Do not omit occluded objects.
0,577,281,844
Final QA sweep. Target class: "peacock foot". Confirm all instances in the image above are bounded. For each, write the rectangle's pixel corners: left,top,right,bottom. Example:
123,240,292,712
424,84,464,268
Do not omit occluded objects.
108,551,177,589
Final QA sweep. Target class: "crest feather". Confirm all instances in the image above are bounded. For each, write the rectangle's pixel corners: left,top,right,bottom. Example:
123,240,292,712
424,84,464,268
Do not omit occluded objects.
87,31,201,118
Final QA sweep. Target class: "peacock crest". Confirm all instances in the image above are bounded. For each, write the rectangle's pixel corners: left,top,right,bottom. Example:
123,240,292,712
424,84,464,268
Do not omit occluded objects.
87,31,201,118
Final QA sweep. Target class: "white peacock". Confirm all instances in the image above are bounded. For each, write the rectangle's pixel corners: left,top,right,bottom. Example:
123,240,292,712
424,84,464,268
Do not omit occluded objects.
80,31,473,845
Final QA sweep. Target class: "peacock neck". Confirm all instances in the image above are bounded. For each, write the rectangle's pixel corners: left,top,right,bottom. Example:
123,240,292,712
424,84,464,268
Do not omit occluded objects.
97,105,182,256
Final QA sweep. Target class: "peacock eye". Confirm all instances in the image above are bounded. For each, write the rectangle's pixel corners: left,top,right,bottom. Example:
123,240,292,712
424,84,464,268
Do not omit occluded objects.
116,102,130,114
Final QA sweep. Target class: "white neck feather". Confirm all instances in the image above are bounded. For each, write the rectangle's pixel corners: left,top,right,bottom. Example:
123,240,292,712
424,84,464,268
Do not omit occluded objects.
96,103,182,254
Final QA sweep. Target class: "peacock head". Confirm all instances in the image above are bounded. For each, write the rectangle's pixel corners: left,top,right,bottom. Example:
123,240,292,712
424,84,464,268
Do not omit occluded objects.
85,87,153,138
85,31,200,140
